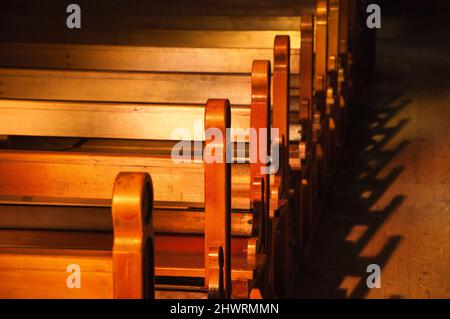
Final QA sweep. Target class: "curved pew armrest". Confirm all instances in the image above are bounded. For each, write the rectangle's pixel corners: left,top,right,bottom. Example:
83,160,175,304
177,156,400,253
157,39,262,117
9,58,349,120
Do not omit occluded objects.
204,99,231,298
112,172,154,299
207,246,225,299
273,35,291,196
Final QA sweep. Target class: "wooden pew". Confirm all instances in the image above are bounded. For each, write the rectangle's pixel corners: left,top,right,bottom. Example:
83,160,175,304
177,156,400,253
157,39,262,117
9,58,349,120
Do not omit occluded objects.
0,53,270,297
0,1,348,179
0,171,155,298
0,42,289,297
0,0,358,294
0,100,233,299
0,12,318,272
0,37,289,214
131,0,347,191
84,15,320,259
0,1,352,151
126,0,350,262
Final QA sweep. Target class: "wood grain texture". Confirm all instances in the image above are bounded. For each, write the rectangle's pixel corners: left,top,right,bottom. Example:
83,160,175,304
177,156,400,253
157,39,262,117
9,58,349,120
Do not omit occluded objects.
0,150,251,209
111,172,154,298
249,60,271,217
0,172,155,299
273,35,291,196
0,68,251,105
0,43,300,74
0,99,251,142
204,99,231,297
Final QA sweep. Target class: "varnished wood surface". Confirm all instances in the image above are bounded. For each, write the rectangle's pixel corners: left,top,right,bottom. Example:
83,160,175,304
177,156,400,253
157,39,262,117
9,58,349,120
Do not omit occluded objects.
0,15,305,31
0,28,301,48
155,287,208,299
0,150,251,209
0,0,360,299
0,172,154,299
0,68,251,105
111,172,154,298
0,230,263,280
0,247,113,299
155,250,265,281
273,35,290,195
0,239,263,298
0,229,249,255
0,99,252,142
0,42,299,72
203,99,231,295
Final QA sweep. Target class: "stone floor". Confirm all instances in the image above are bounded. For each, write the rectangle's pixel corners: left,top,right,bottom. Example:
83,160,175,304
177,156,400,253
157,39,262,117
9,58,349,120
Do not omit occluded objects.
290,12,450,298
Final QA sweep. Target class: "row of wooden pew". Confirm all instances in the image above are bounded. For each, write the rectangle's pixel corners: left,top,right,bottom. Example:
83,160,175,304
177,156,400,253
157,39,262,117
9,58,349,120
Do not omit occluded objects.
0,0,375,298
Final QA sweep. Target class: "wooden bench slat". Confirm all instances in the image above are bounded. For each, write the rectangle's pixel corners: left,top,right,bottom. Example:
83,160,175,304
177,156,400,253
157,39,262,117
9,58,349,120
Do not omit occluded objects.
0,68,251,105
0,247,112,298
0,96,299,142
0,245,262,298
155,287,208,299
0,248,251,299
0,99,252,141
0,204,253,236
0,229,112,250
0,229,260,284
0,229,250,256
0,43,301,73
155,250,265,280
154,234,249,255
0,28,301,48
0,14,308,30
0,150,251,209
